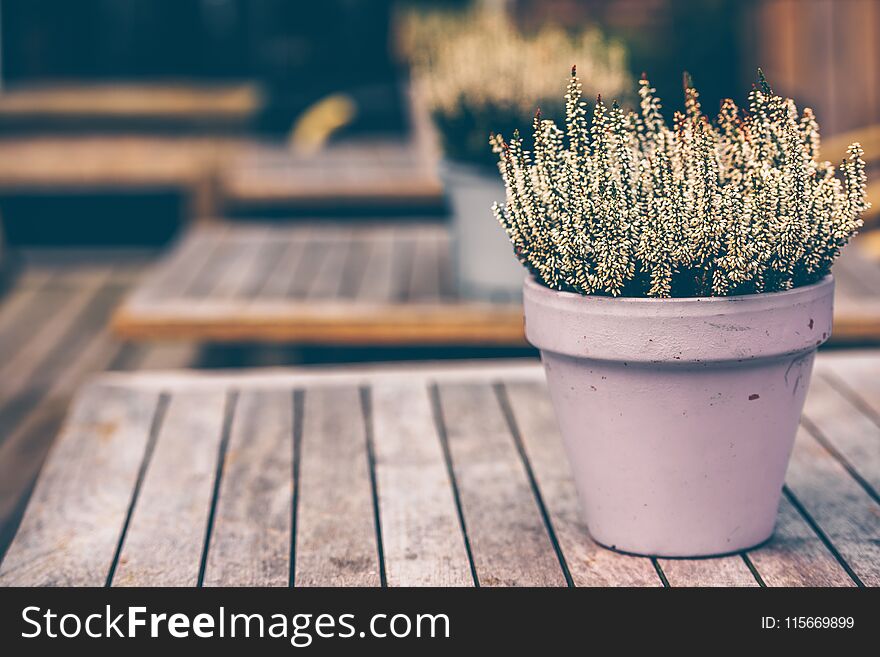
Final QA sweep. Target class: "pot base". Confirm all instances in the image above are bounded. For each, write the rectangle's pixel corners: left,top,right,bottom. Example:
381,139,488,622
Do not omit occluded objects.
591,529,774,560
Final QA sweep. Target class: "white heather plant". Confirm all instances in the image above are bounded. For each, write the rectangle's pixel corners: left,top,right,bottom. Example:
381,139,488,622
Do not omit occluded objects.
401,6,630,167
492,70,870,298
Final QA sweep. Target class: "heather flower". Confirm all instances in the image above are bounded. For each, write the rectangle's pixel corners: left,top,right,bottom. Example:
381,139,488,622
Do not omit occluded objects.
493,70,870,297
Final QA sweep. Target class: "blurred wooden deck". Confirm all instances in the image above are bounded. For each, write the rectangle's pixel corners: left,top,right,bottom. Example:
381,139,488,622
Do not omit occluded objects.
113,223,880,346
1,353,878,587
0,253,203,554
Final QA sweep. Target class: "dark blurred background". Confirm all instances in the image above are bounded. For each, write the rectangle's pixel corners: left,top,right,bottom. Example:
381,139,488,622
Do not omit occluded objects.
0,0,877,247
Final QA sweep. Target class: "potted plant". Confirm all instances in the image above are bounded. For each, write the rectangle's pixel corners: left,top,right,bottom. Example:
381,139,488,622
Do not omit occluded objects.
402,4,630,298
492,70,869,557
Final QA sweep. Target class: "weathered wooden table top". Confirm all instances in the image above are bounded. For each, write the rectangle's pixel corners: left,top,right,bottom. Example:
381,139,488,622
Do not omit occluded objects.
112,223,880,345
112,223,524,345
1,353,878,587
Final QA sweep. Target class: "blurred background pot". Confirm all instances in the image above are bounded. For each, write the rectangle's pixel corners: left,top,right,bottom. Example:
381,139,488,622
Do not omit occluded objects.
523,275,835,557
442,160,524,299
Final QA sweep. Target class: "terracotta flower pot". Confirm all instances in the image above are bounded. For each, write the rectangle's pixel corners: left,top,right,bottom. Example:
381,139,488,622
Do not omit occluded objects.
442,161,524,299
523,274,835,557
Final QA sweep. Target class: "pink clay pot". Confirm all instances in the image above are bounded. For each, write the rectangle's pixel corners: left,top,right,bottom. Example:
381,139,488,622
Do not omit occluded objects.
523,275,835,557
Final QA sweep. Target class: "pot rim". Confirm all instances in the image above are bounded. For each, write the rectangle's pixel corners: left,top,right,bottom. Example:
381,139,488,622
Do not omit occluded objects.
524,273,834,305
522,273,836,363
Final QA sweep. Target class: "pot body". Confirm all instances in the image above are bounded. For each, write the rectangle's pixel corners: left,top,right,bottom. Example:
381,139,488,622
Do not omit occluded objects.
442,161,524,299
523,275,835,557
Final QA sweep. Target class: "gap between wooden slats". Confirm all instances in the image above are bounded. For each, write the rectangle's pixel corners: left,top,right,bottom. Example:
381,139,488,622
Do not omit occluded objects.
0,384,161,586
433,382,566,586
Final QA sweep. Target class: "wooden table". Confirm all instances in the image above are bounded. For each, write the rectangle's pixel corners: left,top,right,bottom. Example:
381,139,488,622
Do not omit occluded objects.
1,353,877,587
112,223,880,345
112,223,523,345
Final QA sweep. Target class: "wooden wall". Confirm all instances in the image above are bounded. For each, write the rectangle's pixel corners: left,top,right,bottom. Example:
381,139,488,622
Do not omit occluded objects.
746,0,880,136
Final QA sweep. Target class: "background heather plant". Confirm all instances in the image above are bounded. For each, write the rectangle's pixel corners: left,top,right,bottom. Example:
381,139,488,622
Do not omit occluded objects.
493,70,870,297
401,5,630,167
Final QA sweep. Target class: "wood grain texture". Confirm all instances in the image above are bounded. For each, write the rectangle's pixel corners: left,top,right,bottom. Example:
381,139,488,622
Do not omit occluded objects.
112,390,231,587
5,354,880,588
436,383,566,586
802,374,880,494
503,382,662,587
746,495,855,587
784,425,880,586
370,382,472,586
203,389,293,587
294,387,380,586
0,384,160,586
658,556,759,587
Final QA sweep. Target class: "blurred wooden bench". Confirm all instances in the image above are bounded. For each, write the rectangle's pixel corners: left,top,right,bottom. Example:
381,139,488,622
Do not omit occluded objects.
219,139,444,213
112,223,880,345
1,353,877,586
0,135,245,219
0,82,263,130
218,88,443,213
112,223,523,345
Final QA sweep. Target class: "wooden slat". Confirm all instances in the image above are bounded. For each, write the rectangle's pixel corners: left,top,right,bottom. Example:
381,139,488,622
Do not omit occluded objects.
355,230,400,301
370,382,472,586
207,229,273,300
0,384,160,586
746,495,855,586
819,355,880,424
0,271,112,402
802,374,880,494
303,233,353,301
256,234,311,299
294,387,380,586
203,389,293,587
132,227,228,306
658,556,759,587
503,382,661,586
784,425,880,586
407,228,446,301
0,286,133,528
0,279,63,366
112,390,231,587
436,383,566,586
